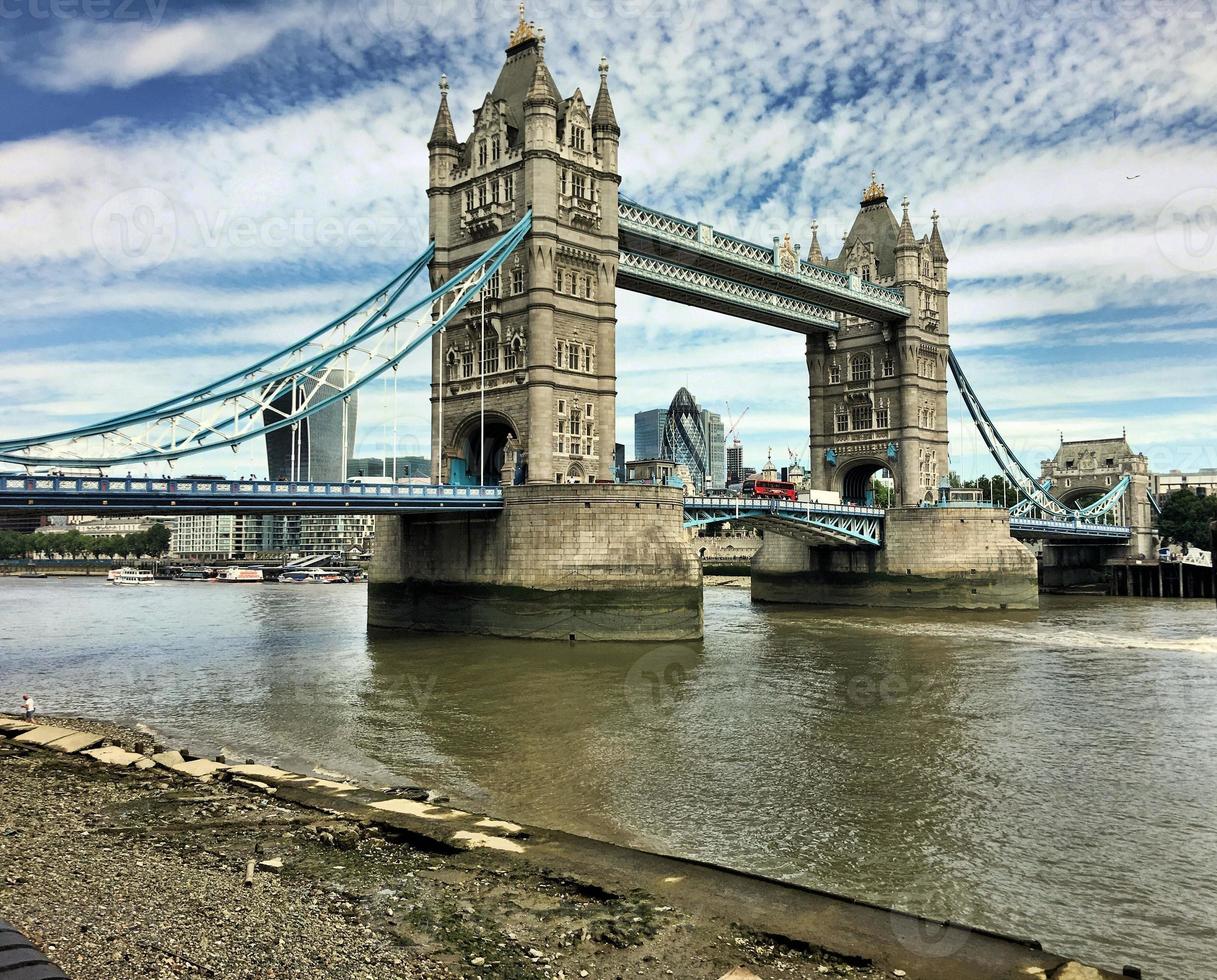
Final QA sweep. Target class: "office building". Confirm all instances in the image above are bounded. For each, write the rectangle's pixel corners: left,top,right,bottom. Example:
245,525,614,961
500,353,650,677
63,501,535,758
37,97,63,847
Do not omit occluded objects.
633,409,665,461
263,373,357,483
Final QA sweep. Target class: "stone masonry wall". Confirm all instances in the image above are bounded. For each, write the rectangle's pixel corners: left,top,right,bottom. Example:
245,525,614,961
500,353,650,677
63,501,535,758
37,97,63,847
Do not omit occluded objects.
752,505,1038,610
369,484,702,640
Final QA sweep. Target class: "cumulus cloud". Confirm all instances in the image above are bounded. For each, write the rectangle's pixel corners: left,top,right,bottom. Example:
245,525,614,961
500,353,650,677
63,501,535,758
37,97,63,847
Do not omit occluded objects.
1,0,1216,475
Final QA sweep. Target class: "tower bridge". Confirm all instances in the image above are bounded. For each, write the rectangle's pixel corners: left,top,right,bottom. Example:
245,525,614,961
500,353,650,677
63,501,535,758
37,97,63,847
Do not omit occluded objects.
0,5,1142,638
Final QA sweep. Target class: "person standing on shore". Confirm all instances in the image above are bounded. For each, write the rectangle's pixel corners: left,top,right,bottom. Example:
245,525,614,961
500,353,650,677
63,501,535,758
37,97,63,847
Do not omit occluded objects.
20,694,35,722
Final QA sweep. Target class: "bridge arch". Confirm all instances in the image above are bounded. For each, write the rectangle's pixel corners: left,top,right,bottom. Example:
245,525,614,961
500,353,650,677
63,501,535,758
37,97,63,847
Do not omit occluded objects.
837,456,897,506
449,410,519,487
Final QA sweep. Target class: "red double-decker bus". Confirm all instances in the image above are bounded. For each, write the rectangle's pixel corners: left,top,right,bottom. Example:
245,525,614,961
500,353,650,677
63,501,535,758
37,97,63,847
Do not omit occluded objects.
742,478,797,501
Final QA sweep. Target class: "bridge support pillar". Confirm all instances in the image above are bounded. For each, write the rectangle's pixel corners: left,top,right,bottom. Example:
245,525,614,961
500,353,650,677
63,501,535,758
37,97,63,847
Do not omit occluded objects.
368,484,702,641
752,506,1038,610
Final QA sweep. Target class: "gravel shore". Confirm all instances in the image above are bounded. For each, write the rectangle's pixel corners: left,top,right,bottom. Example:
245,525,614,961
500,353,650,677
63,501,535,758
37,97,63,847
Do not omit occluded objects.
0,715,888,980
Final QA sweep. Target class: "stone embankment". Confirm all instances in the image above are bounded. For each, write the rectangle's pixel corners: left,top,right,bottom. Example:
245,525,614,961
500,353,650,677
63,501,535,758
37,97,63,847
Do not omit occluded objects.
0,714,1122,980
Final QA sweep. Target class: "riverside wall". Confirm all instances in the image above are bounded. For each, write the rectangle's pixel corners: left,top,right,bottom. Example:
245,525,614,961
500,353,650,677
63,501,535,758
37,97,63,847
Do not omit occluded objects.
368,483,702,641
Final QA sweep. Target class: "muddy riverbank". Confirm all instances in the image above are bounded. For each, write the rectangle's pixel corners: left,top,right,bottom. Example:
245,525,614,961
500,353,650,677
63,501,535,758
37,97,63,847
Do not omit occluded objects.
0,714,1115,980
0,714,892,980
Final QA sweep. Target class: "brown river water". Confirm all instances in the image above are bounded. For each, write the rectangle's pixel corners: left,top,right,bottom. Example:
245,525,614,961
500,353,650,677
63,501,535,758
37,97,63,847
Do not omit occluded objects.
1,577,1214,977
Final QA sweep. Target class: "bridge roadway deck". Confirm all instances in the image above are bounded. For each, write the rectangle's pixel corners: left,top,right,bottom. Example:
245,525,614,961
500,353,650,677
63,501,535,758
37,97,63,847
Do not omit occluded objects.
0,477,1130,541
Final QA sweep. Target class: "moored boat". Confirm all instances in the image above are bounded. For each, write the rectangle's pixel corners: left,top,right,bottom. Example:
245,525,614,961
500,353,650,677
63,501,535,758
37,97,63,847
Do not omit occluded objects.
219,566,263,583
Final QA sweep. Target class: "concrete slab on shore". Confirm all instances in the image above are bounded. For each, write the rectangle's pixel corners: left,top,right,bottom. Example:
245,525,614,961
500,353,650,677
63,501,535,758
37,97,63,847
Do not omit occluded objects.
81,746,148,768
13,726,77,746
150,750,185,769
45,732,104,754
0,719,36,736
172,758,229,779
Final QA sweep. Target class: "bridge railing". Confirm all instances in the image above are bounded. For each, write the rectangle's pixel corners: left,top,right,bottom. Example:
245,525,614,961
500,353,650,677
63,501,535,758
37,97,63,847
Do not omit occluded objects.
684,494,885,518
1,476,505,502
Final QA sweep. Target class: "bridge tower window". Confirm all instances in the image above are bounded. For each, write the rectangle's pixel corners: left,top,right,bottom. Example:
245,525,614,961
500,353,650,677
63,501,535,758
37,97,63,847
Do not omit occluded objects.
567,344,579,370
851,403,871,431
582,346,591,372
477,182,487,208
835,406,848,433
571,125,586,151
560,169,568,195
465,188,474,213
555,341,564,368
850,353,872,382
492,135,501,161
881,356,894,378
504,173,514,202
478,140,487,167
461,348,474,378
829,363,841,384
511,266,525,295
876,401,890,429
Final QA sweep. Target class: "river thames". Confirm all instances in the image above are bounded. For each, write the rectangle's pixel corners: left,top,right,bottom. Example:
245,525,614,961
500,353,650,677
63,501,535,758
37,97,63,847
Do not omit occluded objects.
1,578,1214,978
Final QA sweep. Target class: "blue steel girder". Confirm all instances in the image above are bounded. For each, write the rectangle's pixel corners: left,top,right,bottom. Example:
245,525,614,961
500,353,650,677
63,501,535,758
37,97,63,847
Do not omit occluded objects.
0,475,505,516
683,496,883,547
618,250,839,335
617,197,910,324
1009,516,1131,541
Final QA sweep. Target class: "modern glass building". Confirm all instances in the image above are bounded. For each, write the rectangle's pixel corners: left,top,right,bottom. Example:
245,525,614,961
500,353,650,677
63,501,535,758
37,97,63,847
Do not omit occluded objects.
633,409,666,461
632,388,724,492
263,373,357,483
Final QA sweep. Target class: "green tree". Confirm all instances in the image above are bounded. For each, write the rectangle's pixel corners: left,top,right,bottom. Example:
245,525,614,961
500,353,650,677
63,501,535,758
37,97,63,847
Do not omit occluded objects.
1157,490,1217,547
145,523,171,556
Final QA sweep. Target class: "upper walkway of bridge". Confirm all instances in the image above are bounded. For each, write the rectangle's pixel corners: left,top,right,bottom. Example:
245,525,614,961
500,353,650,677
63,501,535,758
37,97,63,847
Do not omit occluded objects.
617,198,911,331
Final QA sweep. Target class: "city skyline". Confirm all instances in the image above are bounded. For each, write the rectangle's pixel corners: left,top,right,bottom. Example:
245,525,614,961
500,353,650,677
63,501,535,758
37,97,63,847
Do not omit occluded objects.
1,1,1215,480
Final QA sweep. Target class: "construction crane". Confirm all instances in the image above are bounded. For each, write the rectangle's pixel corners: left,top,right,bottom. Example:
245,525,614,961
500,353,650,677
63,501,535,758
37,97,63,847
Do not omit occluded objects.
724,402,749,485
724,402,749,442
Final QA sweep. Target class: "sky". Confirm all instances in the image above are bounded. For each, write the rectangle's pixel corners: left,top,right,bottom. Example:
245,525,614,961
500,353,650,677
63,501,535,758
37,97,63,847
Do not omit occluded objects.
1,0,1215,480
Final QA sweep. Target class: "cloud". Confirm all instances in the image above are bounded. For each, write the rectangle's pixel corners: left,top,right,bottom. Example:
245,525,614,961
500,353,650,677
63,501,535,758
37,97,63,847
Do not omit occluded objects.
12,5,313,92
1,0,1216,478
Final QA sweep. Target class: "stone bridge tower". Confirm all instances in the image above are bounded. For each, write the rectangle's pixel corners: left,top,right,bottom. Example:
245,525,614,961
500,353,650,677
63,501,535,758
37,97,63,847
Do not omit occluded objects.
427,6,620,486
806,174,950,505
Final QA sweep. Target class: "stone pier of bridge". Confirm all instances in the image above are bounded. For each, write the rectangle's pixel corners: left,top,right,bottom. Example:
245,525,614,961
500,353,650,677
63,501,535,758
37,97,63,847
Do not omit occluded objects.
368,484,702,641
752,505,1039,610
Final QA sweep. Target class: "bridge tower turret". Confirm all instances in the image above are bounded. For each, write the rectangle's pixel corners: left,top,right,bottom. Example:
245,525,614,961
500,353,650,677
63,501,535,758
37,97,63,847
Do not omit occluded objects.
806,174,950,506
426,6,620,486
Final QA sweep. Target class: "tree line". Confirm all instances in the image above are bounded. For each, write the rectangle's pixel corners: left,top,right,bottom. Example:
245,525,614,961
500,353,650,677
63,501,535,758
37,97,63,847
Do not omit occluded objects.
0,523,172,561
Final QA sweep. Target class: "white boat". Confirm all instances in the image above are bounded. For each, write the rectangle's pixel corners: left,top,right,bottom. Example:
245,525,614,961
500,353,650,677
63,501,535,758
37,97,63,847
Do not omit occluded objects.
277,569,346,584
109,567,155,585
220,567,263,583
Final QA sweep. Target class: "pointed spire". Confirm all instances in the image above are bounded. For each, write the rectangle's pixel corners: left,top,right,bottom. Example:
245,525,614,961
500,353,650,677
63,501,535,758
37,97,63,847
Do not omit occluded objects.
808,219,824,265
929,208,948,263
429,74,457,148
896,195,916,249
525,56,559,108
592,56,620,135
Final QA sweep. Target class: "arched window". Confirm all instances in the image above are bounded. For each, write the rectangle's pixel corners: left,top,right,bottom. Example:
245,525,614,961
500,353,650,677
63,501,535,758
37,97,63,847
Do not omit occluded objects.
850,353,872,382
478,140,487,167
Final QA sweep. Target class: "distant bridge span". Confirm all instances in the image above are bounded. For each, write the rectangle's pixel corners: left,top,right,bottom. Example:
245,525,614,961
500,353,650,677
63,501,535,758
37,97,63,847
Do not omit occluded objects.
0,477,1130,544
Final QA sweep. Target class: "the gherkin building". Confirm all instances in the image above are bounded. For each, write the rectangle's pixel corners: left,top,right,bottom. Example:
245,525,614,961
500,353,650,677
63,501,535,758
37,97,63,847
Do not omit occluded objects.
661,387,718,492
